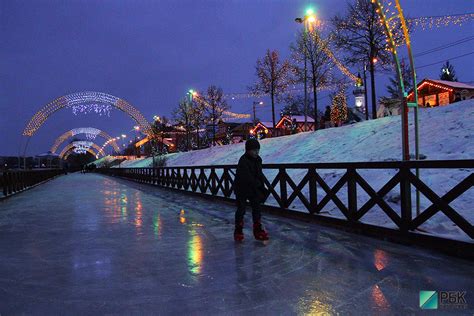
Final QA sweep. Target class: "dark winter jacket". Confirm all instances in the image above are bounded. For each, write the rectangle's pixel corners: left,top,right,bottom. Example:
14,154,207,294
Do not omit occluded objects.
234,153,267,201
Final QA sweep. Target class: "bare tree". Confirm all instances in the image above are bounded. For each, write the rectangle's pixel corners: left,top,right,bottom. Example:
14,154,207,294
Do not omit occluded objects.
172,98,193,151
332,0,391,119
250,49,292,128
290,29,334,129
200,85,229,146
190,100,206,149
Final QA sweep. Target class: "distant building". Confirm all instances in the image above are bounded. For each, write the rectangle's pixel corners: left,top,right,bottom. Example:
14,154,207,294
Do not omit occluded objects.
408,79,474,107
274,115,315,136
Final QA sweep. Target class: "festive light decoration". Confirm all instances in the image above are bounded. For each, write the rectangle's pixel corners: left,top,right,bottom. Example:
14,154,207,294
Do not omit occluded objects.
249,122,270,138
23,91,152,137
72,127,100,140
50,128,120,153
71,103,112,116
408,13,474,30
72,141,94,154
330,89,348,124
64,148,98,160
59,142,105,159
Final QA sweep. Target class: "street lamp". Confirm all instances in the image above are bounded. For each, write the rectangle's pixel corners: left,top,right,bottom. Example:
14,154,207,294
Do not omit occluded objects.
252,101,264,124
295,7,317,132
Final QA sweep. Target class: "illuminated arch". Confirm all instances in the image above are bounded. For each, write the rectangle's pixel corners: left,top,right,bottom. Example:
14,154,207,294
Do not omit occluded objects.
23,91,151,137
373,0,419,161
59,142,105,159
51,127,120,154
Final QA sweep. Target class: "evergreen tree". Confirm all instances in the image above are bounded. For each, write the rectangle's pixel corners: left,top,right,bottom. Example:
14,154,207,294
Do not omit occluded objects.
330,89,348,126
439,61,457,81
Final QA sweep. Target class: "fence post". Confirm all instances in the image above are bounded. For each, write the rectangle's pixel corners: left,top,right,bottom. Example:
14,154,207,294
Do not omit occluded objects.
308,168,317,214
347,168,357,221
279,167,288,209
400,165,412,232
211,168,217,195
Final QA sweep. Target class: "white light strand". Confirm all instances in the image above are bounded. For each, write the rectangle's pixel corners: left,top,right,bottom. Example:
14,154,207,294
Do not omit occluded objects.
71,103,112,116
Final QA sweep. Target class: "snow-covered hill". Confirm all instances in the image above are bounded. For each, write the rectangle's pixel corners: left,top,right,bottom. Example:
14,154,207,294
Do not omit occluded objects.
124,99,473,167
94,99,473,242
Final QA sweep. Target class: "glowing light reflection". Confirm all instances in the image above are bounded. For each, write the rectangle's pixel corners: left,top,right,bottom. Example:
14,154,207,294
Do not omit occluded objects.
187,229,203,276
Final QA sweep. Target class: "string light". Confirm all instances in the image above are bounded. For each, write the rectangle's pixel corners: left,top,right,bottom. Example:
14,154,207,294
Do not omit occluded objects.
59,142,105,159
71,103,112,116
23,91,152,137
71,127,101,140
408,13,474,31
330,89,348,124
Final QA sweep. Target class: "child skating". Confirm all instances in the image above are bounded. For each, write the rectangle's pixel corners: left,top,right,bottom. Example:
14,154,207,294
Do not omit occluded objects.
233,138,269,241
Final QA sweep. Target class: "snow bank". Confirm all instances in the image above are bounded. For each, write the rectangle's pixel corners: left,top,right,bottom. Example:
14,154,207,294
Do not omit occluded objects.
107,100,474,242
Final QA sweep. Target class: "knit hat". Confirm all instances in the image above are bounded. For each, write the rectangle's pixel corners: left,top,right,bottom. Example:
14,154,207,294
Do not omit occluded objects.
245,138,260,151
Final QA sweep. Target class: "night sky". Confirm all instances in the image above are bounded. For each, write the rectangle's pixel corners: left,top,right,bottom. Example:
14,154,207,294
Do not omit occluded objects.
1,0,473,156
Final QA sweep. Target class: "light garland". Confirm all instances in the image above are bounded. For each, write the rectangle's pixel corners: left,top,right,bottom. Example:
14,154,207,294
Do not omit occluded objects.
59,142,105,159
330,89,348,124
408,13,474,31
72,141,93,154
71,103,112,116
71,127,101,140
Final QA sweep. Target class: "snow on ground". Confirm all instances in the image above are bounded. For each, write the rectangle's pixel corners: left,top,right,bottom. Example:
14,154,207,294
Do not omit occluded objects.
93,99,474,242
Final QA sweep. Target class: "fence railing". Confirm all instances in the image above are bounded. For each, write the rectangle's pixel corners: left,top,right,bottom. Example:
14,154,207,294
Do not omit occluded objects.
96,160,474,241
1,169,65,197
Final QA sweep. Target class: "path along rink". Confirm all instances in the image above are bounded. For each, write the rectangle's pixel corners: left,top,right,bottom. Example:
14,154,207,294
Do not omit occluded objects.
0,173,472,314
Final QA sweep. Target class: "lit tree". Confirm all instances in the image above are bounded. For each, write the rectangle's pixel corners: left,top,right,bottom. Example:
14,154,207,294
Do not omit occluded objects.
172,98,193,151
290,29,334,128
222,126,233,145
332,0,392,119
439,61,457,82
330,89,348,126
200,85,229,146
250,49,292,128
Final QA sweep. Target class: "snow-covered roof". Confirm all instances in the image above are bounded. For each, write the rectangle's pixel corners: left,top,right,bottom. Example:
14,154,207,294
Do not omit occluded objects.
428,79,474,90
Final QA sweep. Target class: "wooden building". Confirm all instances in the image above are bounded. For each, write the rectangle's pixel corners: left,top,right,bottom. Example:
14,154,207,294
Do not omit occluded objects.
408,79,474,107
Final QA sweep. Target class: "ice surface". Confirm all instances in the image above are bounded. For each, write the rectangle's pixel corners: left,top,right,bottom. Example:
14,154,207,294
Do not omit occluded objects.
0,173,472,314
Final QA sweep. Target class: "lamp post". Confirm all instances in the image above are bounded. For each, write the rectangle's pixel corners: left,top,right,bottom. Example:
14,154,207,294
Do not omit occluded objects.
187,89,197,151
252,101,264,125
295,8,317,132
363,64,369,120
